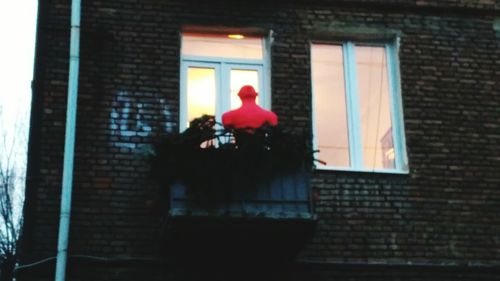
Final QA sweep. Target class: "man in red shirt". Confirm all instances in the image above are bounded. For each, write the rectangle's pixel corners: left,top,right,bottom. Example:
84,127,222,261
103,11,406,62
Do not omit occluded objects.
222,85,278,130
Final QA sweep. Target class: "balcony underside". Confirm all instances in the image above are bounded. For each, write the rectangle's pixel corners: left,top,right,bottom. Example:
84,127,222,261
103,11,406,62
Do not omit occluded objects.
164,214,317,265
163,172,316,264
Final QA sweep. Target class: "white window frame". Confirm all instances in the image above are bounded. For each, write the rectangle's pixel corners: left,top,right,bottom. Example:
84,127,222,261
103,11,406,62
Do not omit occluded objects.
179,34,271,132
311,39,408,174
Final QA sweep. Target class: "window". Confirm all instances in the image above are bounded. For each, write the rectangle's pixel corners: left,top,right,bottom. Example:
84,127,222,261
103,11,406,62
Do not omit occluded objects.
180,32,270,131
311,41,408,173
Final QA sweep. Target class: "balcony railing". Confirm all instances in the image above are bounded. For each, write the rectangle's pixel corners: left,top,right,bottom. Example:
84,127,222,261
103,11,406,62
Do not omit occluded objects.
170,170,313,219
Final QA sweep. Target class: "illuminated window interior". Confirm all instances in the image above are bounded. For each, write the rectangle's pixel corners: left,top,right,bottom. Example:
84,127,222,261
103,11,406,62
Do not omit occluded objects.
182,33,263,60
180,32,266,131
186,67,216,126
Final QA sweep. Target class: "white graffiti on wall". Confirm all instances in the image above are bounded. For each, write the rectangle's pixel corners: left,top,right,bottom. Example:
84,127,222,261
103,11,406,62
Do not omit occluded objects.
110,91,174,149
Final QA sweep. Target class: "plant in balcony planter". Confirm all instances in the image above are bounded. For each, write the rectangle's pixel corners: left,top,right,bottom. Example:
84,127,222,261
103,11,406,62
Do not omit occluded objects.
150,86,316,205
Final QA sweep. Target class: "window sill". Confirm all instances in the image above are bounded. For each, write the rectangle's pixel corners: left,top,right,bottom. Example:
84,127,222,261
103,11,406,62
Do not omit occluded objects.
314,165,409,175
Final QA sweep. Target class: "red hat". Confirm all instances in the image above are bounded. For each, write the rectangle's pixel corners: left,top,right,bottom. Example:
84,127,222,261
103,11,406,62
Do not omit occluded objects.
237,85,258,98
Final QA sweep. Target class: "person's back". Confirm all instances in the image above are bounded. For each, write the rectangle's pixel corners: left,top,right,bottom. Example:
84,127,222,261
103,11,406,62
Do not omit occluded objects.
222,85,278,129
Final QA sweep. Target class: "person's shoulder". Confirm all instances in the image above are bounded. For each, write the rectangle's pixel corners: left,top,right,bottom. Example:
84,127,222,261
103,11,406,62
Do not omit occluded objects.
222,109,237,117
268,110,277,116
222,109,239,125
264,110,277,118
265,110,278,125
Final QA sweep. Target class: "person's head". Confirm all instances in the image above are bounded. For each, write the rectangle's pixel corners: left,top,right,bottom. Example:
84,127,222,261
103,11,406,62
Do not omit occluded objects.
237,85,258,100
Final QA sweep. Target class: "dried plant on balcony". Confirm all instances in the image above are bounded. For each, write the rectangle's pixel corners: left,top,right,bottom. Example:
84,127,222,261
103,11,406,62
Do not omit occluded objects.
150,115,315,201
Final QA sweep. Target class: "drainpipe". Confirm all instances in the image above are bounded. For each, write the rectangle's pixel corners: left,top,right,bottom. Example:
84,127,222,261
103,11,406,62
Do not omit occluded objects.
55,0,81,280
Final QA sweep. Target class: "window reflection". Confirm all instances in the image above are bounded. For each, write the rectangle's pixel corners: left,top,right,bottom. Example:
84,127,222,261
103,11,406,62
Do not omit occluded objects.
311,42,402,171
356,46,395,169
311,44,351,167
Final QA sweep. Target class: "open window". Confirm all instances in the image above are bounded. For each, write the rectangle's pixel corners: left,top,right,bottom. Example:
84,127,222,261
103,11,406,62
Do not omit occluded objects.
311,40,408,173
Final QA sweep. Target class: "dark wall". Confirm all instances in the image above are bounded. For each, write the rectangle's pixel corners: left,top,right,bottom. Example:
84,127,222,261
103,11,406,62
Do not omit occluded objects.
20,0,500,279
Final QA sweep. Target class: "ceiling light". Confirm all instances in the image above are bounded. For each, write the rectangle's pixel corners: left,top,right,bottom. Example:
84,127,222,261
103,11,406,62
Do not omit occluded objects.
228,34,245,39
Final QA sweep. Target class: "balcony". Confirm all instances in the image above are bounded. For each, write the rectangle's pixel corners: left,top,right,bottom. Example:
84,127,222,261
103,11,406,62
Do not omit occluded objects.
153,116,316,263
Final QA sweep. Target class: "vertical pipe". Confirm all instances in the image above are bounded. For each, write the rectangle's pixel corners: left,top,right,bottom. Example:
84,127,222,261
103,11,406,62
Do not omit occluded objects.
55,0,81,280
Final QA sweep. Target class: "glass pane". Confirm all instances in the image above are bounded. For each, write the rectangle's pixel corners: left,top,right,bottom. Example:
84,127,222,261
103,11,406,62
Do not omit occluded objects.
230,69,259,109
311,44,350,167
182,33,263,60
356,46,395,169
187,67,216,126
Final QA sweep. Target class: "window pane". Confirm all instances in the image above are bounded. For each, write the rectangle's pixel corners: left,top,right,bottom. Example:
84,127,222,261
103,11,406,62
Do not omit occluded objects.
355,46,395,169
230,69,259,109
311,44,350,167
182,33,263,60
187,67,216,126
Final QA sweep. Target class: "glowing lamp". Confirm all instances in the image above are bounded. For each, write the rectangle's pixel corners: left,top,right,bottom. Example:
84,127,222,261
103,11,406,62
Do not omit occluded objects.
228,34,245,39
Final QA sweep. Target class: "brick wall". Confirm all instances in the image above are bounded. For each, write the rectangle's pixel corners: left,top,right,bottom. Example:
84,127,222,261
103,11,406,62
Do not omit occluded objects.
20,0,500,280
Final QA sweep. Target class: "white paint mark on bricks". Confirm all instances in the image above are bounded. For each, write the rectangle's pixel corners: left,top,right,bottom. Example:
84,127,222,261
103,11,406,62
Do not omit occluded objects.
109,91,174,149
